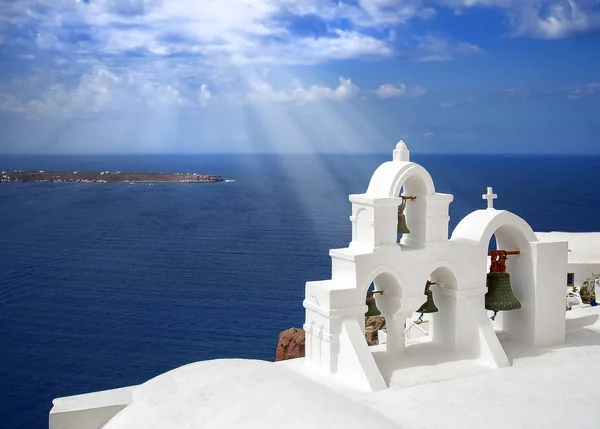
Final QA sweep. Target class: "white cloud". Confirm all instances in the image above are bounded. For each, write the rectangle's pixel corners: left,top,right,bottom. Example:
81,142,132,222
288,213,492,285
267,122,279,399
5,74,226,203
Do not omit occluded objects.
0,66,193,117
288,30,393,64
0,0,596,83
520,1,600,39
562,82,600,99
246,76,360,104
0,0,488,71
29,67,122,116
244,75,430,104
424,131,435,138
199,84,211,107
353,0,437,26
0,66,430,115
376,84,407,98
375,83,428,98
0,0,403,67
411,34,483,61
0,93,26,113
438,0,600,39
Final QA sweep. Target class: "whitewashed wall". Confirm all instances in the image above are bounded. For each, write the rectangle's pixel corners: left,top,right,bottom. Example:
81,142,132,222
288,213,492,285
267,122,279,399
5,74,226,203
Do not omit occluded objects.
566,263,600,287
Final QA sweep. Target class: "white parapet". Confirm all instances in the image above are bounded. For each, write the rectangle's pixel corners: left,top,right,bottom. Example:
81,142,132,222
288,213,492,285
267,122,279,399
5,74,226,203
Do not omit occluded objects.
565,305,600,332
49,385,136,429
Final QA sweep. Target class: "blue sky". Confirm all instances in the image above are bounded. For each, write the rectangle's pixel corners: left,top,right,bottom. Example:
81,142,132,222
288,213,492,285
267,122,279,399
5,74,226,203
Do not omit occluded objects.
0,0,599,154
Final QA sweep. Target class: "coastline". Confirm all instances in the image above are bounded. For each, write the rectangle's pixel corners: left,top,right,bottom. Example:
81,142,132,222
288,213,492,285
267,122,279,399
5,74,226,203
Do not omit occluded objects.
0,170,225,184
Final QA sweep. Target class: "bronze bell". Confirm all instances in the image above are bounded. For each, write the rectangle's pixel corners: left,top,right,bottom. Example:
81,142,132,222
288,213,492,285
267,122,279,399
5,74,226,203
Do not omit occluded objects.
417,286,439,314
485,272,522,313
397,208,410,234
365,296,381,317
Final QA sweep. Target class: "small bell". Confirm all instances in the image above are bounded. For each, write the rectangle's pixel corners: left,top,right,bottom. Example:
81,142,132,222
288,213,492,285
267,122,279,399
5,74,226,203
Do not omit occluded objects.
485,272,522,314
365,296,381,317
397,206,410,234
417,284,439,314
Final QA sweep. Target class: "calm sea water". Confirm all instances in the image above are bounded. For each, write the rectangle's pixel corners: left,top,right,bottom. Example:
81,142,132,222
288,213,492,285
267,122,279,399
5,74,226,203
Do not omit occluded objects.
1,154,599,428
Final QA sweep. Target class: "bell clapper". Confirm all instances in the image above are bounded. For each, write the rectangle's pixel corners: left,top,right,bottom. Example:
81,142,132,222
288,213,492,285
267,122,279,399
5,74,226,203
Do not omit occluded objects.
404,316,421,334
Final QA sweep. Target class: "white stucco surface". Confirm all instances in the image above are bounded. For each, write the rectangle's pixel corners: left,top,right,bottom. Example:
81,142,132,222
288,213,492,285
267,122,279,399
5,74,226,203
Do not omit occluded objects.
102,359,401,429
50,386,135,429
536,232,600,263
537,232,600,286
101,320,600,429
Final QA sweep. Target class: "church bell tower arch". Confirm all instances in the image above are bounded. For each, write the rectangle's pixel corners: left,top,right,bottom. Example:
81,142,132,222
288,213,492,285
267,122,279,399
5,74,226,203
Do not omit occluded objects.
350,141,453,250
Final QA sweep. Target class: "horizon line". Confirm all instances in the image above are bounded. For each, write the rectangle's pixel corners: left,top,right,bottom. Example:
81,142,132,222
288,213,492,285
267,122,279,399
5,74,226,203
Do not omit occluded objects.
1,152,599,157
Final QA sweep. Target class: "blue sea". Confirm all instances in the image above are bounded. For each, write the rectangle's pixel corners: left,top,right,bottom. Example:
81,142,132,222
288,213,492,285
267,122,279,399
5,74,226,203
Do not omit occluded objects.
1,154,599,428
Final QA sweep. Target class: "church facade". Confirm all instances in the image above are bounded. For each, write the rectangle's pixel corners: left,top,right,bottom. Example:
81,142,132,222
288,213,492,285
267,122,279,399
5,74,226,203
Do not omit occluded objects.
302,141,568,391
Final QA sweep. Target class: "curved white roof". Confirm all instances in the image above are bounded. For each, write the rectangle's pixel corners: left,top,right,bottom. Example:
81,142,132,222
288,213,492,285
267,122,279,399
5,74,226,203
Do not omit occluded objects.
452,209,538,245
55,319,600,429
103,359,400,429
366,161,435,197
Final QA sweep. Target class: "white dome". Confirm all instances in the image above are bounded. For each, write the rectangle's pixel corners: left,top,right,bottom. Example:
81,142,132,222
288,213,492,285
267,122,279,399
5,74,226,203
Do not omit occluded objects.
103,359,399,429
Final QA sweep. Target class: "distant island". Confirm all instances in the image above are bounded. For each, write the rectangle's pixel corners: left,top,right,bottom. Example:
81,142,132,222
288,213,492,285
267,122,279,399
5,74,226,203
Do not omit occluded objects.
0,170,225,184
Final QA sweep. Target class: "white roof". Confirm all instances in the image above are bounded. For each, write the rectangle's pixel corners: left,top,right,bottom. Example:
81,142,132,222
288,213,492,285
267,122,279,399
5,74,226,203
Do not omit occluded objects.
51,386,134,413
104,320,600,429
103,359,399,429
536,232,600,263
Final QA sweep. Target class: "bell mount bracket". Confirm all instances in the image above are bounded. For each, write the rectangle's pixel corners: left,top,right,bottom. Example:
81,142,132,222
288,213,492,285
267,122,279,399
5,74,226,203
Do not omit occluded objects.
488,250,520,273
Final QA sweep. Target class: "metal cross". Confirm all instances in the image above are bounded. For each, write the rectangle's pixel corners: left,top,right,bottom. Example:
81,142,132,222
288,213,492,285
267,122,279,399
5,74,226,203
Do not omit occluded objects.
482,186,497,209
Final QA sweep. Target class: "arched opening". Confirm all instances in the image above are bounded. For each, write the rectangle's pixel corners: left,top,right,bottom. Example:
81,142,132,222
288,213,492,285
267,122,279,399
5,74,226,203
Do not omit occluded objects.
360,269,403,351
396,186,409,245
489,234,498,252
364,283,386,346
368,265,466,383
360,268,411,385
484,226,534,344
405,266,459,348
396,174,428,247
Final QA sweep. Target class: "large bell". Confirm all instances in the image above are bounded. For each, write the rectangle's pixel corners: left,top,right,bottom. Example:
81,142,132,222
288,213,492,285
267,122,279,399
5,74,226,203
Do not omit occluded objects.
397,213,410,234
365,297,381,317
485,272,522,313
417,287,439,314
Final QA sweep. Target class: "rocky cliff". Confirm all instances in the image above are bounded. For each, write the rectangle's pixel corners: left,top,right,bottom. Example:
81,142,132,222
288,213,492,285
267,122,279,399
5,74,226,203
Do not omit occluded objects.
275,316,387,362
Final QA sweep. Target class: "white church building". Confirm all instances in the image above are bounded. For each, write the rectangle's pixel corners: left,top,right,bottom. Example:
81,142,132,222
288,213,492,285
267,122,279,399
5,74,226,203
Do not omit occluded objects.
49,141,600,429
